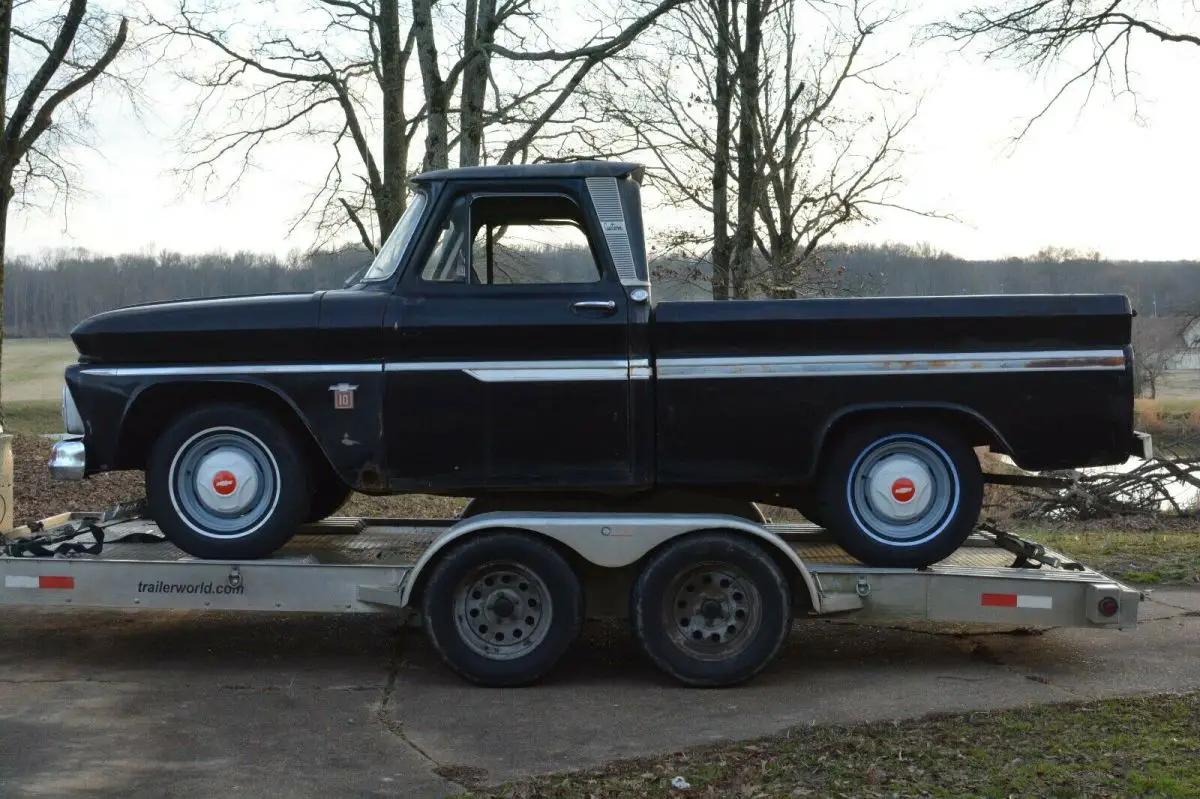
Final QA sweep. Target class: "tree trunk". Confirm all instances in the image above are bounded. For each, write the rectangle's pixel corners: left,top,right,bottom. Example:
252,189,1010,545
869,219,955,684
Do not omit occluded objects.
730,0,761,300
378,0,406,237
710,0,732,301
458,0,496,167
0,0,11,427
413,0,448,171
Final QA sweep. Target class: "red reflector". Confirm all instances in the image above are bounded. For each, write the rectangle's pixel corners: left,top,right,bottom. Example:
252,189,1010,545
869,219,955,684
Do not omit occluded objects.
1098,597,1119,617
39,576,75,590
981,593,1017,607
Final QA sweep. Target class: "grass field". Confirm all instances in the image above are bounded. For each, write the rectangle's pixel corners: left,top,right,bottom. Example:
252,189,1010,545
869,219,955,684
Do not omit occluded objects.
465,692,1200,798
2,338,75,433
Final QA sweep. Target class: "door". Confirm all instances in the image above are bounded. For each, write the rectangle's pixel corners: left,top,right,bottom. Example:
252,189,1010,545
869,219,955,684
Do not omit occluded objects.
382,185,636,492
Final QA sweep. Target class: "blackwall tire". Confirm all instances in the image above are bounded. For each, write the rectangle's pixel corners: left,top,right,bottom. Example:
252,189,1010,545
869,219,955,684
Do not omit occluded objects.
305,476,353,523
817,419,983,569
631,532,792,687
146,403,310,559
421,531,583,687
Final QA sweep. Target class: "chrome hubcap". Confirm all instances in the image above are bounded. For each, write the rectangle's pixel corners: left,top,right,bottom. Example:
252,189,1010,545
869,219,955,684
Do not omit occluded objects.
169,428,279,539
193,447,260,515
849,436,956,544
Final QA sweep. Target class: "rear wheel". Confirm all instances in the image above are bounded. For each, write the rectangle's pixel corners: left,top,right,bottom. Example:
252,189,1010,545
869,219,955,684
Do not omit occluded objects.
631,532,792,687
817,418,983,568
146,403,310,559
421,531,583,687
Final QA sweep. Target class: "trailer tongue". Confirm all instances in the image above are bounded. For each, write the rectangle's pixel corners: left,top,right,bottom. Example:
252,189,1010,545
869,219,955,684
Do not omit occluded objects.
0,506,1141,687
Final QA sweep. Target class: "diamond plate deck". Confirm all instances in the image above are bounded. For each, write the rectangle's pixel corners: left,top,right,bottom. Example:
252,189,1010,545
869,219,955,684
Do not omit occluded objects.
790,541,1023,569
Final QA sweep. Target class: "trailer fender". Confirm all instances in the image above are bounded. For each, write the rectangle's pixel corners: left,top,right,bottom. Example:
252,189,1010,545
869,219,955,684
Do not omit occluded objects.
399,511,825,614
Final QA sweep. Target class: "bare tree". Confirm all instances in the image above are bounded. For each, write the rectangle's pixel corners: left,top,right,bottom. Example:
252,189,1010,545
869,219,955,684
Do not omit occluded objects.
932,1,1199,137
146,0,422,253
595,0,927,299
149,0,688,254
753,1,922,298
1133,315,1186,399
0,0,128,423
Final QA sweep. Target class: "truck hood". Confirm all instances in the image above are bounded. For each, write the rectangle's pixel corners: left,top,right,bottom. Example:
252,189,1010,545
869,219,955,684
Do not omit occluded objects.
71,292,326,365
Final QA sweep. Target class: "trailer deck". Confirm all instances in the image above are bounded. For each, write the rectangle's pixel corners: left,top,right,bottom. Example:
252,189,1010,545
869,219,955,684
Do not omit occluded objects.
0,512,1138,616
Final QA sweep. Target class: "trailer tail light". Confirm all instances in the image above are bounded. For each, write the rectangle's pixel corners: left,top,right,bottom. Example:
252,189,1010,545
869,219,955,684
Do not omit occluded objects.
1098,596,1119,617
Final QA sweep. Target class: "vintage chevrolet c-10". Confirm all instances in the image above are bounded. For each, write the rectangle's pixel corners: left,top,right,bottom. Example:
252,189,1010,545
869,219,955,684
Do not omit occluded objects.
49,160,1148,567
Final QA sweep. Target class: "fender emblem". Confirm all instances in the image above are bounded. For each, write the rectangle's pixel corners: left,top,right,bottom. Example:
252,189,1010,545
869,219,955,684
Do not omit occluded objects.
329,383,357,410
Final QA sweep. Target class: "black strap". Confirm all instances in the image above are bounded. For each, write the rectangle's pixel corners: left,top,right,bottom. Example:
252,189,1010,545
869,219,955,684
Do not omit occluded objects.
2,499,159,559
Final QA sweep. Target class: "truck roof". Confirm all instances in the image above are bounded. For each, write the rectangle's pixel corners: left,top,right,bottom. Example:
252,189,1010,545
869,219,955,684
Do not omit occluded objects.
412,160,643,184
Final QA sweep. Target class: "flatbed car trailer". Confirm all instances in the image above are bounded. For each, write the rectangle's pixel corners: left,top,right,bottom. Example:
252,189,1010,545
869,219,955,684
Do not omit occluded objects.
0,505,1142,688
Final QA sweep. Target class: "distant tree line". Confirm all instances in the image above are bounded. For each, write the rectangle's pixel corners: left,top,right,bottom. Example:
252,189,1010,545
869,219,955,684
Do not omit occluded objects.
5,243,1198,337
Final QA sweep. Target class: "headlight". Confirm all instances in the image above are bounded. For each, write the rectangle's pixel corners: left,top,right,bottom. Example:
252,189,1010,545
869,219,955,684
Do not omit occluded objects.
62,383,84,435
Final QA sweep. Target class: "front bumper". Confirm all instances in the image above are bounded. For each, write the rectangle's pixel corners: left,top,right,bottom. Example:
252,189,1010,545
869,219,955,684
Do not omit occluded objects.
1133,431,1153,460
49,437,86,480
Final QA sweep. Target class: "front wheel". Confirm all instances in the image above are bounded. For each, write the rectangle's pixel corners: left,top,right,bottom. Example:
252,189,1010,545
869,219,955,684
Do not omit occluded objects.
146,403,311,559
817,419,983,568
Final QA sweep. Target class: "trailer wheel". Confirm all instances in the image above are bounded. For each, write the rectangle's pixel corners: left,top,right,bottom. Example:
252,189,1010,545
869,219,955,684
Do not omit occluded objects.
421,531,583,687
146,403,310,559
817,418,983,568
631,532,792,687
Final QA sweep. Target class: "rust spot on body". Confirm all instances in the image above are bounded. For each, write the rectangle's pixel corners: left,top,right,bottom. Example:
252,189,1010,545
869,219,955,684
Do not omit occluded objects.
1031,356,1125,369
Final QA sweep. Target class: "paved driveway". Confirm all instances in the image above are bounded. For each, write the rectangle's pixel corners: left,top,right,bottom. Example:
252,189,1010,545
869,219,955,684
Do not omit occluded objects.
2,587,1198,797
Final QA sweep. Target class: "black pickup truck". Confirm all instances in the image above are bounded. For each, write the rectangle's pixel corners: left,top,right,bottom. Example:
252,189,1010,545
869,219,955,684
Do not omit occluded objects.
49,161,1148,567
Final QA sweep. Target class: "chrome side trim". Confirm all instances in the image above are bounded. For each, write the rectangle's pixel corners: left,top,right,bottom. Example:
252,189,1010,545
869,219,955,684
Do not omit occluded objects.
76,349,1124,384
585,176,645,288
387,359,631,383
656,350,1127,380
80,363,383,377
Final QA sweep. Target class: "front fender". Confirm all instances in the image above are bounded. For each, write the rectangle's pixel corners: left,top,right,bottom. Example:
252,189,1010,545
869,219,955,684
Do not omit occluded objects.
82,367,386,489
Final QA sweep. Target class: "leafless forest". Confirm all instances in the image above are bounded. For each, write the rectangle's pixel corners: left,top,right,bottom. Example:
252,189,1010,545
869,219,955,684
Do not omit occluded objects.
5,243,1200,338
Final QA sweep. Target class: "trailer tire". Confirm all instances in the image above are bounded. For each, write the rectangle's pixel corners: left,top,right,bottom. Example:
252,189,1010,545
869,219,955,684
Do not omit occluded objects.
146,403,309,559
421,531,583,687
817,418,983,568
631,532,792,687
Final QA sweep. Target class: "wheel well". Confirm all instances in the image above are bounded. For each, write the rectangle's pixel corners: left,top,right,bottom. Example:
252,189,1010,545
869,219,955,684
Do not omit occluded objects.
117,381,334,477
817,407,1007,468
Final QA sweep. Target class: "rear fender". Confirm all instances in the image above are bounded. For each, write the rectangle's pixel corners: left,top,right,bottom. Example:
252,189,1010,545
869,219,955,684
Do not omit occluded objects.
812,402,1013,477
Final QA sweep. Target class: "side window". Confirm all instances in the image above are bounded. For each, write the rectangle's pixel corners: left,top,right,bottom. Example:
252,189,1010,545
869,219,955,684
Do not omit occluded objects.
420,212,467,283
468,195,602,285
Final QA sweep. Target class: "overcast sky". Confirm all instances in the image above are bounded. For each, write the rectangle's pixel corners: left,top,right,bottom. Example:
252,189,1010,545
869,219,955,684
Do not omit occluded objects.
8,1,1200,263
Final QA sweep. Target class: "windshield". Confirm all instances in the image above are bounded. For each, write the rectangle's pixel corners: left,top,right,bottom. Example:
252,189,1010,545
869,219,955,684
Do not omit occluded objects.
358,190,429,283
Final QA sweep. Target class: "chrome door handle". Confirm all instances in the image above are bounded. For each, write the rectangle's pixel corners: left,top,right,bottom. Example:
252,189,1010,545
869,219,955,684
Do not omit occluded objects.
571,300,618,315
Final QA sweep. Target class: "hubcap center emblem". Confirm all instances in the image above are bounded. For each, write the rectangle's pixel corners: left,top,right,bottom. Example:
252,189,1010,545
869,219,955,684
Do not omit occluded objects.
891,477,915,503
212,470,238,496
